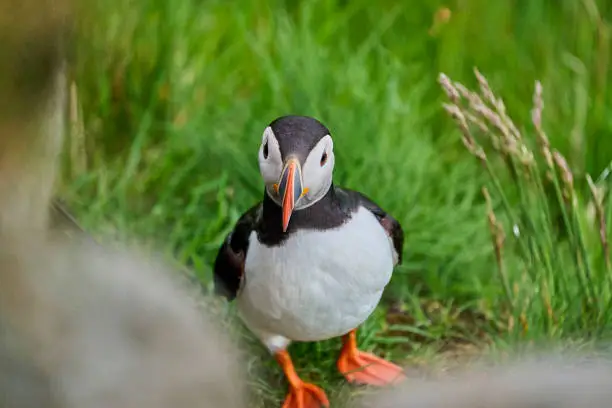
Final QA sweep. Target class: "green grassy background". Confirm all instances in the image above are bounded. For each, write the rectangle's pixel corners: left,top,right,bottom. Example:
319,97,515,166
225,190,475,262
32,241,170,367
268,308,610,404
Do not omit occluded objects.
60,0,612,405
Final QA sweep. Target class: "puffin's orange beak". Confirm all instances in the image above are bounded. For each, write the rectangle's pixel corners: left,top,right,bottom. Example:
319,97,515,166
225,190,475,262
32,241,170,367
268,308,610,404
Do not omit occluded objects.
277,158,307,232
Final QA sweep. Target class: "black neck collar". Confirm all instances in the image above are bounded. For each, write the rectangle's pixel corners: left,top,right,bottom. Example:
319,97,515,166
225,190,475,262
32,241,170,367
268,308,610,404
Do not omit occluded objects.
256,183,355,246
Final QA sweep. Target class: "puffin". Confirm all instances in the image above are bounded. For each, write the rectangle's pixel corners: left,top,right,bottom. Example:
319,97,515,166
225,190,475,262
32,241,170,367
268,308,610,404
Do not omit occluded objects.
213,115,406,408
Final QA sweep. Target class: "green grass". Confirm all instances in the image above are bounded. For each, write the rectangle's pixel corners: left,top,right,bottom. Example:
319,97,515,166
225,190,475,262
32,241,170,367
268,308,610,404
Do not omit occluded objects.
60,0,612,405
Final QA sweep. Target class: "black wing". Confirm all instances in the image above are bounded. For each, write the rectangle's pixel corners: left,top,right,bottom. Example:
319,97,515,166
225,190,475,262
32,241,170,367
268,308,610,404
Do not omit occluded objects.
337,187,404,265
213,202,262,301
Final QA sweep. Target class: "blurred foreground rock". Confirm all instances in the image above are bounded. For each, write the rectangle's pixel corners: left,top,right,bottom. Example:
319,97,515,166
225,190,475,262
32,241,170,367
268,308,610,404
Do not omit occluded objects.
0,0,246,407
354,355,612,408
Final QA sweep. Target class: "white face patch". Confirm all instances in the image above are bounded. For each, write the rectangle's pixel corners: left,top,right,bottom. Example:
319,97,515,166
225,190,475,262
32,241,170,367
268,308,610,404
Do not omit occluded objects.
301,135,335,203
257,128,335,209
258,127,283,186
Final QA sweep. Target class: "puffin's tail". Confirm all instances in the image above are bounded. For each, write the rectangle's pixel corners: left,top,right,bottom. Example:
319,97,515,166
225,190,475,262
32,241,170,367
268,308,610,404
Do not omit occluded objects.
354,355,612,408
0,2,247,407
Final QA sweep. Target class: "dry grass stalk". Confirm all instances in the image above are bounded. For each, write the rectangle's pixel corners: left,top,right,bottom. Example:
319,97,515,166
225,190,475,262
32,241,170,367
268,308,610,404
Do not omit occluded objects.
439,74,486,163
553,151,575,205
482,187,512,313
587,174,610,270
531,81,553,168
438,68,610,333
438,72,533,166
68,79,87,177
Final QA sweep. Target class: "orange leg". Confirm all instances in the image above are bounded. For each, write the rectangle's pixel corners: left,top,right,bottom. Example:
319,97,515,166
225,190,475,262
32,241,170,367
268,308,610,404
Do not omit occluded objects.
337,329,406,386
275,350,329,408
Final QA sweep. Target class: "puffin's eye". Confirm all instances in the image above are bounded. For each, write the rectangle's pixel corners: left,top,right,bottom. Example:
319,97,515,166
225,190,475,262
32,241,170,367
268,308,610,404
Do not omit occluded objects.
263,141,269,159
320,151,328,166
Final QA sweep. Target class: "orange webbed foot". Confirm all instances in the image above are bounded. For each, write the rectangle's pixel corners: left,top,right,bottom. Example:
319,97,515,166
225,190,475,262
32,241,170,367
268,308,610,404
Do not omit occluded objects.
337,330,406,387
276,350,330,408
281,382,329,408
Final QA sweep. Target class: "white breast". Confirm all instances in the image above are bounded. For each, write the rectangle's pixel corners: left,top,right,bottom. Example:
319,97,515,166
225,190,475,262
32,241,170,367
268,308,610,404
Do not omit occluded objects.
237,206,396,347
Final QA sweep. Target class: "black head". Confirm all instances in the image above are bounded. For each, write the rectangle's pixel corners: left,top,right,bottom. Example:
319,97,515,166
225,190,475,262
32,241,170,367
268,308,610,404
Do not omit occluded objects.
258,115,336,232
268,115,331,164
